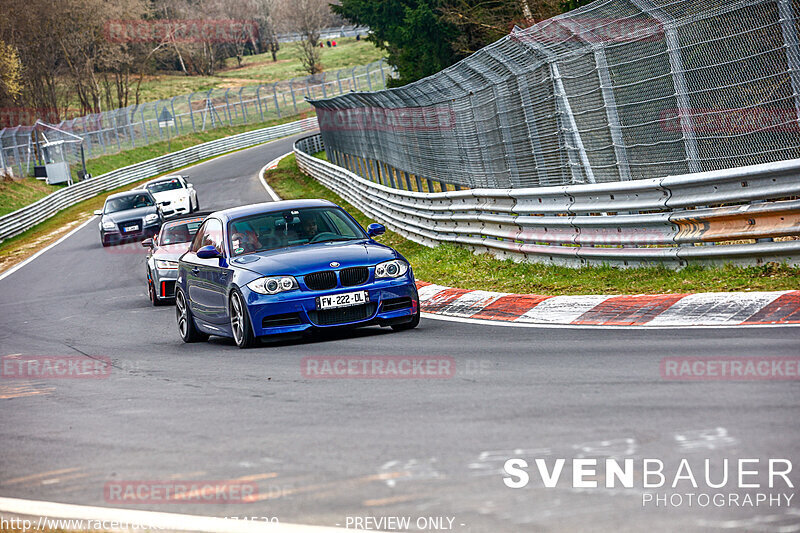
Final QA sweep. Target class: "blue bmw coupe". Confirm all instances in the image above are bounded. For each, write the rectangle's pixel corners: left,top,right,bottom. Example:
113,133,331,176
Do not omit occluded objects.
175,199,420,348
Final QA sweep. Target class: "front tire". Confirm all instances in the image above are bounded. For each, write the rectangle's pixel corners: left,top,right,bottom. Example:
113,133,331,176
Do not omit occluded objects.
176,288,208,343
391,307,420,331
148,275,167,306
230,289,256,348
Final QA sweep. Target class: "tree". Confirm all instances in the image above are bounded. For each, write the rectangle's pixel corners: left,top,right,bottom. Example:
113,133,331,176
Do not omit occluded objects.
333,0,460,86
275,0,334,75
334,0,567,87
254,0,280,62
0,40,22,104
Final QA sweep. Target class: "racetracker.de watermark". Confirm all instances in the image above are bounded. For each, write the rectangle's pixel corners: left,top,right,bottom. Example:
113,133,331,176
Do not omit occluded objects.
316,107,456,133
105,480,258,504
104,20,259,44
660,357,800,381
301,356,456,379
1,355,112,379
660,108,800,133
510,17,663,44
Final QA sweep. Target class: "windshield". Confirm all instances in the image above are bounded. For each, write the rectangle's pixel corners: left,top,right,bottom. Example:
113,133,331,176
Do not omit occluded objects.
159,218,204,245
104,193,154,213
228,207,366,256
146,178,183,194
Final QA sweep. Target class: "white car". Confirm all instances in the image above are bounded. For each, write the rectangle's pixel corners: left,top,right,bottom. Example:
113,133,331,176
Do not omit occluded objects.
143,175,199,218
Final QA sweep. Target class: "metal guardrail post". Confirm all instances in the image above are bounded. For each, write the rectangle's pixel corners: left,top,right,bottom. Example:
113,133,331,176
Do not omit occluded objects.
337,70,343,93
631,0,701,174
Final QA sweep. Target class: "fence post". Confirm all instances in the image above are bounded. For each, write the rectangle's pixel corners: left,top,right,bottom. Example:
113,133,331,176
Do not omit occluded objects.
188,93,197,132
365,64,373,91
112,110,122,152
272,83,282,119
630,0,700,174
550,19,631,182
255,85,265,121
337,69,343,94
778,0,800,122
290,78,298,114
378,59,386,88
238,87,247,124
170,97,180,135
352,67,358,91
550,61,595,184
223,89,234,126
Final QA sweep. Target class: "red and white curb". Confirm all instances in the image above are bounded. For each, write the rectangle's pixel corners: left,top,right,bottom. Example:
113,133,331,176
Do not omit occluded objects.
415,282,800,327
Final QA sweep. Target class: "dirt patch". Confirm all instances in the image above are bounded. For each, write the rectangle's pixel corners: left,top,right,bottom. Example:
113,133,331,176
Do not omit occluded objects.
0,213,92,275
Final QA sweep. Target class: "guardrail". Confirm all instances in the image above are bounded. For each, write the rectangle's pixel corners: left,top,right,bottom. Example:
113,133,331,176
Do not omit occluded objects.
0,117,318,242
294,134,800,268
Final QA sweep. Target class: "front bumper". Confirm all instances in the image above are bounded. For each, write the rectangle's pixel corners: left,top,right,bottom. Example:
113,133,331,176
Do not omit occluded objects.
101,224,160,244
160,199,191,217
150,268,178,299
241,277,419,337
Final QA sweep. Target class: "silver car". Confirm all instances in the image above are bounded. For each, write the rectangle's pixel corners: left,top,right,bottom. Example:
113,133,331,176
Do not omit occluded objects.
142,212,209,305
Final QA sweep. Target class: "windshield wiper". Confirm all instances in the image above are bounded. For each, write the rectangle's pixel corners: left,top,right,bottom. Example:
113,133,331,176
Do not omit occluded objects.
312,237,361,244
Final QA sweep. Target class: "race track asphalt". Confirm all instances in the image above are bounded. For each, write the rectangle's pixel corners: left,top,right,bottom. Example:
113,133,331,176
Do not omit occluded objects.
1,133,798,532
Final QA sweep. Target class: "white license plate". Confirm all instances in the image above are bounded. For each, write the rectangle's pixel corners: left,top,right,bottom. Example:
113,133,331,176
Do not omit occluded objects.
317,291,368,310
123,224,139,232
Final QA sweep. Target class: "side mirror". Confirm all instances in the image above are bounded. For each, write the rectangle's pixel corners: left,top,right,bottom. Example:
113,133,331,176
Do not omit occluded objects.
93,210,102,216
197,245,222,259
187,183,194,189
367,223,386,237
141,238,154,248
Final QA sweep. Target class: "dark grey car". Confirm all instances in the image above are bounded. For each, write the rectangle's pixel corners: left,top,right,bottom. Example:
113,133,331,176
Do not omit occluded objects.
142,212,210,305
95,190,163,247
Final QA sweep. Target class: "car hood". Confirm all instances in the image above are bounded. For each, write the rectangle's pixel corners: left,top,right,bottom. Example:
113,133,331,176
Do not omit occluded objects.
103,206,158,223
230,239,398,276
151,190,186,203
154,243,191,261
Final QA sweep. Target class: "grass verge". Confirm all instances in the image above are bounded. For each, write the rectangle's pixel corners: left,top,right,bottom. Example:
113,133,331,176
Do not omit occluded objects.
265,155,800,295
0,178,62,217
0,112,314,274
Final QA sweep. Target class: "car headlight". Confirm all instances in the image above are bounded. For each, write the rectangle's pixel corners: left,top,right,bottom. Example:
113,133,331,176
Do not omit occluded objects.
102,221,116,230
375,259,409,279
247,276,299,295
155,259,178,270
145,213,159,224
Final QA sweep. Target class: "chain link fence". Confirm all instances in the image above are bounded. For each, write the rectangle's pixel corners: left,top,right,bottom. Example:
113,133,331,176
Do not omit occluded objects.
311,0,800,189
0,59,388,179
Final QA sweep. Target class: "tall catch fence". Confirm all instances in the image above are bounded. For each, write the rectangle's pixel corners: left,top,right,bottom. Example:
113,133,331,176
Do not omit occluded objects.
311,0,800,190
0,59,388,179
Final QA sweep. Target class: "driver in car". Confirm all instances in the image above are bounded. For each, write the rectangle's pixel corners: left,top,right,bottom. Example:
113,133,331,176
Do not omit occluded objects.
300,215,319,240
231,231,259,254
